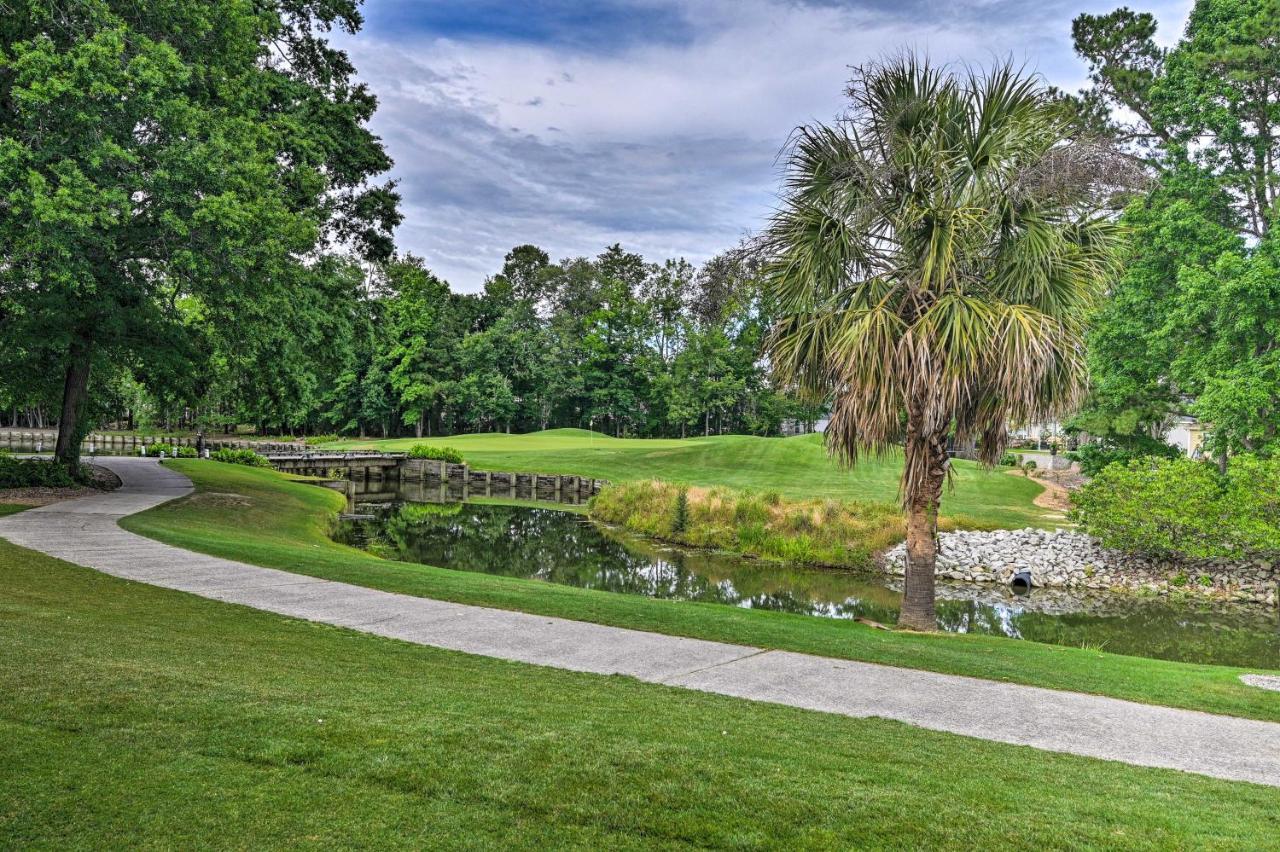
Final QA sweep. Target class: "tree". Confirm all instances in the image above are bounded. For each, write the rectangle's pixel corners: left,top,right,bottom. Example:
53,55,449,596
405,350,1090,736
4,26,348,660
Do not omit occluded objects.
0,0,399,468
452,334,516,432
641,258,694,362
481,303,571,432
496,244,554,304
1071,167,1241,446
667,324,744,437
1063,7,1170,150
1066,1,1280,456
1066,1,1280,229
1170,244,1280,456
384,257,454,438
764,57,1124,630
1156,0,1280,239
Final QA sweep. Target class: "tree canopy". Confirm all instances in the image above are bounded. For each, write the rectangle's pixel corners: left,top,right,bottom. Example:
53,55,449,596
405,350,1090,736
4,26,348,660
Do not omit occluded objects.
1065,0,1280,459
0,0,399,464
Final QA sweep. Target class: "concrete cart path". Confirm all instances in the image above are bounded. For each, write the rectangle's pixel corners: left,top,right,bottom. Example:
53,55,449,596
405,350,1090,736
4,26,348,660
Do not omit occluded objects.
2,457,1278,788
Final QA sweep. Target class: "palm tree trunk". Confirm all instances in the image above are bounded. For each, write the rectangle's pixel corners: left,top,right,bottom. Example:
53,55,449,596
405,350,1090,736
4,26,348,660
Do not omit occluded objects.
900,498,938,631
898,417,947,631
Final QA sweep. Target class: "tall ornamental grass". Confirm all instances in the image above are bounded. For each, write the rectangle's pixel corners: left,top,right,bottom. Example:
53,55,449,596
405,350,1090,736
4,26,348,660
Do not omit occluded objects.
591,480,983,570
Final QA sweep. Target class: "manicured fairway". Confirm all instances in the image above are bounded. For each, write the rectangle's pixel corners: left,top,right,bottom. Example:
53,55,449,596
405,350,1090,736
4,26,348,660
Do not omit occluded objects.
119,462,1280,722
331,429,1050,529
2,538,1278,848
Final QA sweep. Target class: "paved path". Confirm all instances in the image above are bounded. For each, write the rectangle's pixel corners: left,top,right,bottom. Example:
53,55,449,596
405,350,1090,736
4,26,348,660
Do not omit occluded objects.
2,458,1279,787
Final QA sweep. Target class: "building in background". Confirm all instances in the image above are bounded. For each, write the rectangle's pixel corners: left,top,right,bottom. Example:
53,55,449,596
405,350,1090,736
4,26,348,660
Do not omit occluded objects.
1163,416,1206,457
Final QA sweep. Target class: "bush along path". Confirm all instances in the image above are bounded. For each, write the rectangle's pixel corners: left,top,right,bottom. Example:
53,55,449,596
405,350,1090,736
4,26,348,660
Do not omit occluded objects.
1,457,1279,787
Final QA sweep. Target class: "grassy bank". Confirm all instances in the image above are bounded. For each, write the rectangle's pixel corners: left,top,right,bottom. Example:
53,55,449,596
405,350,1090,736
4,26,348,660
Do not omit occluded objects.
4,540,1277,846
330,429,1050,529
591,479,991,569
117,461,1280,722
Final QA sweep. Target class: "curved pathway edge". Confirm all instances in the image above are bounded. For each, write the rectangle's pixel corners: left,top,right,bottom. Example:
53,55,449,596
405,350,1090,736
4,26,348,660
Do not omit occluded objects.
2,457,1278,787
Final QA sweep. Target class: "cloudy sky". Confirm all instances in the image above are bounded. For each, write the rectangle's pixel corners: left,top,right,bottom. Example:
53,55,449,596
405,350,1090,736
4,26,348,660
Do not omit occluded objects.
337,0,1192,291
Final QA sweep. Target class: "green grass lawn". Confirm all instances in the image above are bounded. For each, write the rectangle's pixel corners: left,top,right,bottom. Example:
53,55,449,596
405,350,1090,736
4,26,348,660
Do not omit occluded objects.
331,429,1050,529
119,461,1280,722
2,538,1278,848
0,504,33,518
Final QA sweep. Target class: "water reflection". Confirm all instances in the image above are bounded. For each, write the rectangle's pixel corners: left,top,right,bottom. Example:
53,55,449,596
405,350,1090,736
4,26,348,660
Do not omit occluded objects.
334,500,1280,668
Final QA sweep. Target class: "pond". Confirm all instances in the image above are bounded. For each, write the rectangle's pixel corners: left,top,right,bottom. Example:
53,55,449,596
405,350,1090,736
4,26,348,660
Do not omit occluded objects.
334,497,1280,669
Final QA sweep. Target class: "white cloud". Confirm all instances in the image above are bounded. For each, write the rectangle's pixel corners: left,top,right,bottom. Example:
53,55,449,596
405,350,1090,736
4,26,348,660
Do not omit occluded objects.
341,0,1191,290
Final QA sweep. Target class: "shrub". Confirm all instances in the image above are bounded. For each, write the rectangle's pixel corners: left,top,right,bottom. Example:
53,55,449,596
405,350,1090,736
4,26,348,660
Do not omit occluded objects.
408,444,464,463
303,434,340,446
998,452,1021,467
1220,454,1280,554
1020,460,1037,476
210,448,270,467
672,488,689,533
1067,439,1181,477
1069,456,1280,559
0,452,87,488
135,443,197,458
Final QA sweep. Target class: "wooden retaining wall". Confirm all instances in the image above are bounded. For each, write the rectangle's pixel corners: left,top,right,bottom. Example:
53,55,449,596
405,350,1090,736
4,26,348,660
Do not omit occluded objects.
1,429,300,455
298,457,604,500
262,455,603,500
393,459,604,499
1,430,607,501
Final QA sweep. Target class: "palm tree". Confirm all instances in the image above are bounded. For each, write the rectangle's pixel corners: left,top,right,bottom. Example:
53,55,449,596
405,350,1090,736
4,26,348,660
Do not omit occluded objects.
764,57,1127,630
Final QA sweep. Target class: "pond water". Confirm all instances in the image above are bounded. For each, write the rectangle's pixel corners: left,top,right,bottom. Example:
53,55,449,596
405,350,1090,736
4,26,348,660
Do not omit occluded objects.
334,498,1280,669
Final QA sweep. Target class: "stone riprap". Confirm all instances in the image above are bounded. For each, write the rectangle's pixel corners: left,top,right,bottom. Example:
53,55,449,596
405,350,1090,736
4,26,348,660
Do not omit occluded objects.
882,529,1279,606
1241,674,1280,692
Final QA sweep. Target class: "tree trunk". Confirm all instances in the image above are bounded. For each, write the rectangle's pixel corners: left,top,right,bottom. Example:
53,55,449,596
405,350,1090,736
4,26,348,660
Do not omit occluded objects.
898,415,948,632
900,499,938,631
415,411,424,439
54,337,93,469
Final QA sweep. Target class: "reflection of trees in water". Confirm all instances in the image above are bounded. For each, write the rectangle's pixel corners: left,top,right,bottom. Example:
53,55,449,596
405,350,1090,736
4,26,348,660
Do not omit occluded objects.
936,600,1025,639
336,503,1280,669
1002,610,1280,667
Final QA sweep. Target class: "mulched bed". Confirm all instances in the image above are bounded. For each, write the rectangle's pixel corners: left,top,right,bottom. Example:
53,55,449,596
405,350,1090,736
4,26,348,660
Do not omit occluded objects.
0,463,121,506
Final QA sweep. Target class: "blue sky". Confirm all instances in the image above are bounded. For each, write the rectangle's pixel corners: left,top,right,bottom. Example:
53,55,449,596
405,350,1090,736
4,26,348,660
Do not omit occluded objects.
338,0,1192,291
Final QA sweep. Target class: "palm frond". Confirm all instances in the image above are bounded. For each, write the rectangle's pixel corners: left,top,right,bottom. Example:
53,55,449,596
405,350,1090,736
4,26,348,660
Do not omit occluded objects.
765,54,1124,510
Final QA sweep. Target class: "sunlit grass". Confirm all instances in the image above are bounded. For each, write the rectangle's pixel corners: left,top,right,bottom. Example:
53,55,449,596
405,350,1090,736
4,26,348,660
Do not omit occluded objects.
115,461,1280,722
329,429,1051,529
4,538,1277,846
